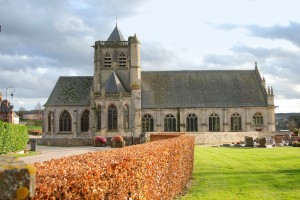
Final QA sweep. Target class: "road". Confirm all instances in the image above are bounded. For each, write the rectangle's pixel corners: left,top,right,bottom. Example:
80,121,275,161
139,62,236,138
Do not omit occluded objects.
19,145,110,164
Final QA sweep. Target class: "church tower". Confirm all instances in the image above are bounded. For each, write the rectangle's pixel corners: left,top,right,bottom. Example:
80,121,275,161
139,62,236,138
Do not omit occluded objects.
91,25,142,137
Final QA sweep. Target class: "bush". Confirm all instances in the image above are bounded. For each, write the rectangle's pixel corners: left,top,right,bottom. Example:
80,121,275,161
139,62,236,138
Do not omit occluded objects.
0,121,28,154
95,136,107,144
33,134,195,199
111,135,124,142
292,141,299,147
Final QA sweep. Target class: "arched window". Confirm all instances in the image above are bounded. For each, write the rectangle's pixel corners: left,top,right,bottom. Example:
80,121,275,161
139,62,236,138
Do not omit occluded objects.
123,105,129,129
186,113,198,132
104,53,112,68
231,113,242,131
164,114,176,132
142,114,154,132
118,52,127,68
253,112,263,125
59,110,71,132
48,111,51,132
209,113,220,131
81,110,90,132
97,106,101,130
108,104,117,130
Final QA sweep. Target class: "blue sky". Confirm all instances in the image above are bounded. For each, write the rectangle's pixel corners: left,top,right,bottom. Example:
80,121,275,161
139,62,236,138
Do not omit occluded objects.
0,0,300,113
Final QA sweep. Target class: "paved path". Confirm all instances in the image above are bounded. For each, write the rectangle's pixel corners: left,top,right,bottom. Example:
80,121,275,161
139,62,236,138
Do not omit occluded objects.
19,145,110,164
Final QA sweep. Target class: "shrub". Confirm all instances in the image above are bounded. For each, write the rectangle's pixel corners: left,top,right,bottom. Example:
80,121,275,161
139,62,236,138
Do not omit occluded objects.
95,136,107,144
292,128,299,136
111,135,124,142
33,134,195,199
0,121,28,154
292,141,299,147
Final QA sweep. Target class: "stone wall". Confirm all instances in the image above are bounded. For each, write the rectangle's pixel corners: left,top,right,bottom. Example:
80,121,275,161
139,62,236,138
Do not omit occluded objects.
37,137,93,146
0,156,36,199
191,131,276,145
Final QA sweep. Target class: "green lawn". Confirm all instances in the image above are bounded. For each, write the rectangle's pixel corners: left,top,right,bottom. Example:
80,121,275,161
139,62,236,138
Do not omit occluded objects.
26,125,42,131
180,146,300,200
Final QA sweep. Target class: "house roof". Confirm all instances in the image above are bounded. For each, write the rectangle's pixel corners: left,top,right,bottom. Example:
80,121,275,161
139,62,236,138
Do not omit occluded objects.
141,70,268,109
44,76,93,106
107,25,125,41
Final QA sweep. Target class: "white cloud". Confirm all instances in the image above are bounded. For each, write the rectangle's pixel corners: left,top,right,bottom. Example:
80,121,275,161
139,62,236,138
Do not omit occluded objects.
1,0,300,113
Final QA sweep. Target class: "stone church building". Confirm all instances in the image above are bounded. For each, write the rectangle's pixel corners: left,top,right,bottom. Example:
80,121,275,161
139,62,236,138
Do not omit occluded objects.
43,25,276,141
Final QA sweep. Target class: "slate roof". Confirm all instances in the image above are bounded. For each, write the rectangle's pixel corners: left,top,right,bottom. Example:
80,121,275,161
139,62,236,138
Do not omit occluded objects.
141,70,268,109
105,72,127,93
107,25,125,41
44,76,93,106
45,70,268,109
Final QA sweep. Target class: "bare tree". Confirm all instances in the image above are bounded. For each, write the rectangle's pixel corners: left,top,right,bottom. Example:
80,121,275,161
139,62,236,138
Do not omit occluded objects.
18,106,26,119
35,102,42,110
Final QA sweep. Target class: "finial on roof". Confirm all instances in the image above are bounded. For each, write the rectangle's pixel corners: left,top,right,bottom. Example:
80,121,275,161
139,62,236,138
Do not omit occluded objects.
262,76,265,82
255,61,257,69
116,12,118,27
271,86,274,95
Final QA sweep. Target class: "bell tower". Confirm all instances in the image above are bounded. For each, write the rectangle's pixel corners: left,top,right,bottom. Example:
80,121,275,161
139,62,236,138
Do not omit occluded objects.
91,25,142,137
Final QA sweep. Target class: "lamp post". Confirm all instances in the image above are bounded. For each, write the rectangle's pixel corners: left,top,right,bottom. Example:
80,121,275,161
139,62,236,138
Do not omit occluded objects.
5,86,15,122
6,86,15,101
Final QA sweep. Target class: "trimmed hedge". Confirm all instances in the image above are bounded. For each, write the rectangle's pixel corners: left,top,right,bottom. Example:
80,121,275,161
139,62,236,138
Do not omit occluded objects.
33,135,195,199
0,121,28,154
150,132,185,142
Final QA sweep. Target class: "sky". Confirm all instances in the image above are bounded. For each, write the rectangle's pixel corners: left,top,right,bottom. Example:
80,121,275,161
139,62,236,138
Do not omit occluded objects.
0,0,300,113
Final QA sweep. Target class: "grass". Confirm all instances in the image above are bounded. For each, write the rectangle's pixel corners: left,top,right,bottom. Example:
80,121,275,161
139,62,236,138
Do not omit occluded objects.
11,150,40,157
26,125,42,131
179,146,300,200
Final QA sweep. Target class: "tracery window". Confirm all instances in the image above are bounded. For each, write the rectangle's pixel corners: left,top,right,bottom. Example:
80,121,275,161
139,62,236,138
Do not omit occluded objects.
231,113,242,131
164,114,176,132
81,109,90,132
97,106,101,130
186,113,198,132
104,53,112,68
209,113,220,131
142,114,154,132
59,110,71,132
123,105,129,130
118,52,127,68
108,104,117,130
48,111,51,132
253,112,263,125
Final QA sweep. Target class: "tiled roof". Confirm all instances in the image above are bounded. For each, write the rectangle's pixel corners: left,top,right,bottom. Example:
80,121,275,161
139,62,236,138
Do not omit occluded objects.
141,70,268,109
107,26,125,41
44,76,93,106
105,72,127,93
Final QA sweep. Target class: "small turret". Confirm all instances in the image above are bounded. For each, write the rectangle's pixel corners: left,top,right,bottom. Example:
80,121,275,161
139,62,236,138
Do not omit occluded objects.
267,86,274,106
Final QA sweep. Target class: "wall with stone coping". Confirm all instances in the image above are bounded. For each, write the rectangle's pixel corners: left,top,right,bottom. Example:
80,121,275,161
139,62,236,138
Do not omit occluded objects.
191,131,276,145
37,137,93,146
0,156,36,199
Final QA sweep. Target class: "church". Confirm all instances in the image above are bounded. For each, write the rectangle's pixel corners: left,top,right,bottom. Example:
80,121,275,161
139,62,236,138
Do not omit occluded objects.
43,25,276,141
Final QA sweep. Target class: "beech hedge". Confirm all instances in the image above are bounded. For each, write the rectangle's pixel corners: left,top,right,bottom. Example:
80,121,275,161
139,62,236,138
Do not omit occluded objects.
0,121,28,154
33,134,195,199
